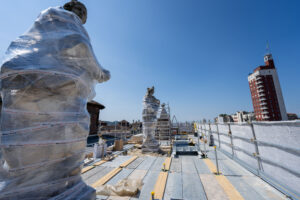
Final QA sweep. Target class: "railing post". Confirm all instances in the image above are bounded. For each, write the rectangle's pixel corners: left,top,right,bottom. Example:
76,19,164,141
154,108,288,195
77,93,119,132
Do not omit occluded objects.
214,146,220,175
216,123,221,148
201,124,207,158
228,123,234,157
250,122,263,176
208,122,211,145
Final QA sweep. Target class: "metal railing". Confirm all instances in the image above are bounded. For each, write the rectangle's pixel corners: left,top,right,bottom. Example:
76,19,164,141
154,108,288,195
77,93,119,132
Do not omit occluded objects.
197,121,300,200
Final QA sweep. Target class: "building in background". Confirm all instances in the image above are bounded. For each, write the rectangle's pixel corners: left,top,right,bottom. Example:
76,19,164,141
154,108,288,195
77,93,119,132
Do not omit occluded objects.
287,113,299,120
248,53,287,121
231,111,255,123
87,100,105,135
217,114,233,123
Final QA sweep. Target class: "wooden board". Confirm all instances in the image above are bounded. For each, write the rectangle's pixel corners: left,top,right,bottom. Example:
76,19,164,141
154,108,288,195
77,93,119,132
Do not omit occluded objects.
164,157,172,171
81,165,95,174
126,157,145,169
120,156,138,168
93,160,107,166
106,168,134,185
138,170,160,200
92,167,123,188
199,174,229,200
153,172,168,199
215,175,244,200
193,158,212,174
203,158,218,174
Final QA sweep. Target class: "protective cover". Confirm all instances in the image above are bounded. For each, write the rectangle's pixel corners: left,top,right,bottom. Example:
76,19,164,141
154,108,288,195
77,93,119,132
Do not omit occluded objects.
96,178,143,197
141,87,160,152
0,7,110,199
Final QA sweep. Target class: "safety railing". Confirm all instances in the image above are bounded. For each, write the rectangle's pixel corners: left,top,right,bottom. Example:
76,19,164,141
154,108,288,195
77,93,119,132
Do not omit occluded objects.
197,121,300,200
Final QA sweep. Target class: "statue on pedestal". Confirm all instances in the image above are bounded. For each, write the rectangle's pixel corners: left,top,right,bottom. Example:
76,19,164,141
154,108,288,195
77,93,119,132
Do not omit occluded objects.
142,86,160,152
0,1,110,199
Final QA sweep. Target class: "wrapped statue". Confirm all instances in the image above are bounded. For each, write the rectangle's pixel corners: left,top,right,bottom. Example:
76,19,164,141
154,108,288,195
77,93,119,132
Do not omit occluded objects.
0,1,110,199
142,86,160,152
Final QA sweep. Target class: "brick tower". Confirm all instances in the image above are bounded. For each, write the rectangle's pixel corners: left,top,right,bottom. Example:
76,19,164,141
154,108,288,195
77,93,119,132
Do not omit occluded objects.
248,53,287,121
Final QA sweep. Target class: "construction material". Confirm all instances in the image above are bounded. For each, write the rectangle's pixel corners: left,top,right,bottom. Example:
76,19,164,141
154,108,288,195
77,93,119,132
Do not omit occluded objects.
153,172,168,199
164,157,172,171
215,175,244,200
96,178,143,197
94,160,107,166
0,6,110,199
114,140,124,151
129,134,143,144
155,103,171,142
92,156,139,188
82,166,95,174
120,156,138,168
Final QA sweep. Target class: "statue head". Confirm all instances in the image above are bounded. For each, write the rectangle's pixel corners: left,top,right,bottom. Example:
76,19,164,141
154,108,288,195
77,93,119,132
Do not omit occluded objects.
64,0,87,24
146,86,155,96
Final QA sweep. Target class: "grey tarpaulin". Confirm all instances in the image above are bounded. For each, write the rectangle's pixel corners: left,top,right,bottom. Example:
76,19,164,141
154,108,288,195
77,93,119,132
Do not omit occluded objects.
0,7,110,199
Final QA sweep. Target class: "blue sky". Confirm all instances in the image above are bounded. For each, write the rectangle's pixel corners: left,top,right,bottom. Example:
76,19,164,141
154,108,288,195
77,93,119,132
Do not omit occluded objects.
0,0,299,122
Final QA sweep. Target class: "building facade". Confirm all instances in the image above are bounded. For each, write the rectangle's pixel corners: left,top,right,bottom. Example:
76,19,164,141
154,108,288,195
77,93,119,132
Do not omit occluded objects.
87,100,105,135
248,53,287,121
231,111,255,123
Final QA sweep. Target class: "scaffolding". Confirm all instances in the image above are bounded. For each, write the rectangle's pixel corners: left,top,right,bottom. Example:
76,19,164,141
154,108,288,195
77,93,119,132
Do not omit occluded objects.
155,103,171,144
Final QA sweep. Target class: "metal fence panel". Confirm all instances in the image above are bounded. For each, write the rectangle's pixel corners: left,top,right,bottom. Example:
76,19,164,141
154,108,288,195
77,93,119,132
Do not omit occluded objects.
253,121,300,195
231,124,258,170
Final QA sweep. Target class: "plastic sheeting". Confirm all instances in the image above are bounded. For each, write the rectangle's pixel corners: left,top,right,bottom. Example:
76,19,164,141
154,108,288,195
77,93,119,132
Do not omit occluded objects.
0,7,110,199
96,178,143,197
141,87,160,152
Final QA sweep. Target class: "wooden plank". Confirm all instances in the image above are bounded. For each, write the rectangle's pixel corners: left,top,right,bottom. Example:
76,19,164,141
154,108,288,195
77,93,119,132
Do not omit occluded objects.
138,170,160,200
91,156,139,188
106,168,134,185
193,158,212,174
102,156,132,167
150,157,166,171
226,176,265,200
199,174,229,200
91,167,123,188
153,172,168,200
126,157,145,169
215,175,244,200
93,160,106,166
203,158,218,174
164,157,172,171
84,166,114,186
120,156,138,168
81,165,95,174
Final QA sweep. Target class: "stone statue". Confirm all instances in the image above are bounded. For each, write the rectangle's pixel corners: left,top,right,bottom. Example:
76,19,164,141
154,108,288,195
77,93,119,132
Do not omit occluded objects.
0,1,110,199
142,86,160,152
